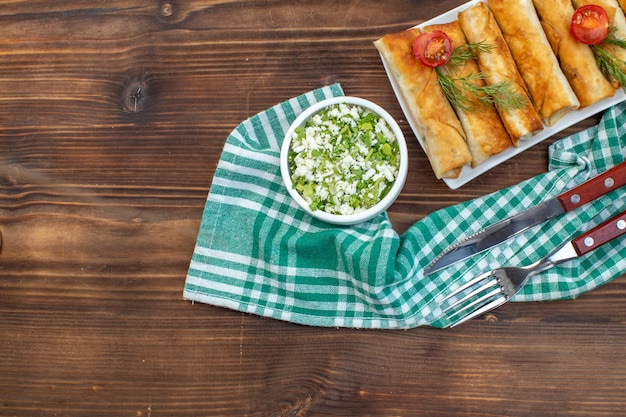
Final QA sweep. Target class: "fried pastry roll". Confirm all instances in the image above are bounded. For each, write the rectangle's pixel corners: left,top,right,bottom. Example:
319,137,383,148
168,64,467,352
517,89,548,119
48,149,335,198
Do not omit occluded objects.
374,28,472,179
458,3,544,145
532,0,616,107
488,0,580,125
572,0,626,89
423,21,512,167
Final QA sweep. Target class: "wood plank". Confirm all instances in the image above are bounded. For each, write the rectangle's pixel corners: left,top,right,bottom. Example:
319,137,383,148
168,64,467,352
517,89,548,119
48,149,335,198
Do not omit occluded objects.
0,1,624,415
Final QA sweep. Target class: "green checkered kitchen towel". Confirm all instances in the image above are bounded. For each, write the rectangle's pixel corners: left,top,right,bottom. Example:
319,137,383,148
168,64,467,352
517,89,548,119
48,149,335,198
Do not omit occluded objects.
184,84,626,328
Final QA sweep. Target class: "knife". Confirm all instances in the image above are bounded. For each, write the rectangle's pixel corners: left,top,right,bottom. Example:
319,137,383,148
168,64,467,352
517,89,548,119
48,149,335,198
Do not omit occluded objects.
424,160,626,275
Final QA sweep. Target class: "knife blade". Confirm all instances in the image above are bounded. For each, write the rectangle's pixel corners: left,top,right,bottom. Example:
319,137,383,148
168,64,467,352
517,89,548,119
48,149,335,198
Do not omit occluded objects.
424,160,626,275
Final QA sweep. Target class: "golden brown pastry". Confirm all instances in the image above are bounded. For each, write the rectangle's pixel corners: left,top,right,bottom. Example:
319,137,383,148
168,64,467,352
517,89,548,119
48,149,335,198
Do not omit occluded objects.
488,0,580,125
532,0,616,107
572,0,626,89
374,28,472,179
423,21,512,167
458,2,544,145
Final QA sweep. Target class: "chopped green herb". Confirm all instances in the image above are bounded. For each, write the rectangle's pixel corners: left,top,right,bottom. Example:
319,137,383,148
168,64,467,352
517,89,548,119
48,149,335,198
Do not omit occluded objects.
436,41,527,112
593,27,626,89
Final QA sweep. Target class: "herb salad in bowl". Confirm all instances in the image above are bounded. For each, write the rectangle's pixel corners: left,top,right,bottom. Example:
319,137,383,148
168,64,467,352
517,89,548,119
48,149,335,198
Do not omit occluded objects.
280,96,408,225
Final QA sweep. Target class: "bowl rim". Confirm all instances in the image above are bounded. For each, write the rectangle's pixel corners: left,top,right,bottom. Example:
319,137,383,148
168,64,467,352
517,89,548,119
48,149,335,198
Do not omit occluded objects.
279,96,408,226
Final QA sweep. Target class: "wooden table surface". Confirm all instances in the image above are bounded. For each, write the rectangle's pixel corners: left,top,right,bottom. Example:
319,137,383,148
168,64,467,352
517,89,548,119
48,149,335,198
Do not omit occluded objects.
1,1,625,416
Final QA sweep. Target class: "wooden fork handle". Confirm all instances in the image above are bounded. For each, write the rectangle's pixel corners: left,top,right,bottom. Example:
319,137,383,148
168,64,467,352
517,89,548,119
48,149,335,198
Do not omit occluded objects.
558,161,626,212
572,210,626,256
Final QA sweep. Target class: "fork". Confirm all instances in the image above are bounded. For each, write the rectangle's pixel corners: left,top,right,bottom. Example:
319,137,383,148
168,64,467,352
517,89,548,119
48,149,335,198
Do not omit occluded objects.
440,210,626,328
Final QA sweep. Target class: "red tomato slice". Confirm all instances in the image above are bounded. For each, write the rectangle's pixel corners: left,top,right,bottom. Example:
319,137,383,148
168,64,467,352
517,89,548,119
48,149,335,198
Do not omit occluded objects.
571,4,610,45
413,30,452,68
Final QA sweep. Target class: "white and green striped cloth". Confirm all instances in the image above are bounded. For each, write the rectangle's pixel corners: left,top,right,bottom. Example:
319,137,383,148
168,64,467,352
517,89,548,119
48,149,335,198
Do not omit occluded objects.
184,84,626,328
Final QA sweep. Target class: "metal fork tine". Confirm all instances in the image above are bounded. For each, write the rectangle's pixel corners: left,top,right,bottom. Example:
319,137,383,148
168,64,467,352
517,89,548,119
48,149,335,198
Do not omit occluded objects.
439,270,494,304
442,276,499,314
447,295,507,328
443,283,501,315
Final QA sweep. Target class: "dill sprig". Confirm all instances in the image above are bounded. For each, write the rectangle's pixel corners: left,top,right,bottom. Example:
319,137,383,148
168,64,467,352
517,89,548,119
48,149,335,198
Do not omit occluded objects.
436,42,527,112
592,44,626,88
447,41,496,67
593,26,626,89
603,26,626,48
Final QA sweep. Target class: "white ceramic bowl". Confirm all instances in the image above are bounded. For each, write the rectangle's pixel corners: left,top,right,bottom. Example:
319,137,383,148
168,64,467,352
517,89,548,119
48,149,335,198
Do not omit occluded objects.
280,96,408,226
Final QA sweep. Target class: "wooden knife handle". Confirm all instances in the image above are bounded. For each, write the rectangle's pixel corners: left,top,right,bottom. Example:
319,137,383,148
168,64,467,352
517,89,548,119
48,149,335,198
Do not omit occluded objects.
558,161,626,212
572,210,626,256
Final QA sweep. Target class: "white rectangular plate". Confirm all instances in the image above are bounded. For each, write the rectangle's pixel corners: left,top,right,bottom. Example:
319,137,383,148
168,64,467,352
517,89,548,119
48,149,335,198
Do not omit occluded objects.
378,0,626,189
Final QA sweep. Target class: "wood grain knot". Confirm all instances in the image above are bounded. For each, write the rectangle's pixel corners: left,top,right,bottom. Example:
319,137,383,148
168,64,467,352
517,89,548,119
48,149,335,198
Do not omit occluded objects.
5,163,24,185
161,3,173,17
123,79,148,113
484,313,499,323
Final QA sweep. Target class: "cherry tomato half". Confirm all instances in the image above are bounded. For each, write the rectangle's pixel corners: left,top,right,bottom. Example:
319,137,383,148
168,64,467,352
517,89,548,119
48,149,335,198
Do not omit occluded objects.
571,4,610,45
413,30,452,68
